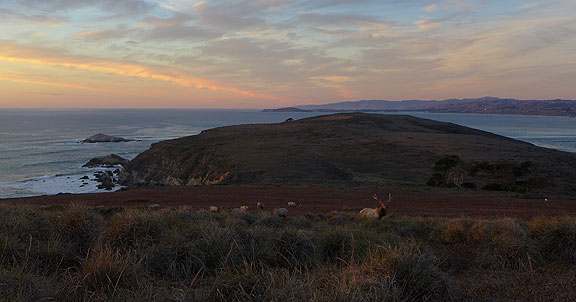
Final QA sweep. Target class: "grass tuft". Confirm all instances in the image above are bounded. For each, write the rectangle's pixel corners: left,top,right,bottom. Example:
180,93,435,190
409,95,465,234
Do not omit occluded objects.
0,204,574,300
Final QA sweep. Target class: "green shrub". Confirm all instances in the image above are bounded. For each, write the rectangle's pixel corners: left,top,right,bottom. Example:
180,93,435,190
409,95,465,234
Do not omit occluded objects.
103,210,164,249
530,218,576,263
51,204,104,253
271,228,316,268
378,217,439,239
0,204,575,301
361,242,451,301
469,219,534,268
319,229,353,263
255,214,285,228
389,244,450,301
77,247,139,293
144,229,205,279
437,218,475,243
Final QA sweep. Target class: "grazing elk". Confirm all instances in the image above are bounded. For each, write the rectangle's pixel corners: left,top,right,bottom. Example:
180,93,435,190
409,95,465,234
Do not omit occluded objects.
231,206,249,213
359,193,391,219
209,206,221,213
273,208,288,219
288,201,297,208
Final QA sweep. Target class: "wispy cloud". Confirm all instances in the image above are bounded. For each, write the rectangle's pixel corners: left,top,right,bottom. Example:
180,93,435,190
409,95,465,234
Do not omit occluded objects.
414,18,442,31
0,0,575,107
10,0,155,17
0,41,279,100
423,4,439,13
0,75,103,91
0,8,67,24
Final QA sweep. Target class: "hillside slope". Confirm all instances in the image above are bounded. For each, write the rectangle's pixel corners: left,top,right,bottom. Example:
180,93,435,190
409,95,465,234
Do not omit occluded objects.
119,113,576,193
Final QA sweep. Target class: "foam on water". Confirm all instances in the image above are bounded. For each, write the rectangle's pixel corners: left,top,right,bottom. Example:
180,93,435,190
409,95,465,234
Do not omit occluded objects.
0,167,122,198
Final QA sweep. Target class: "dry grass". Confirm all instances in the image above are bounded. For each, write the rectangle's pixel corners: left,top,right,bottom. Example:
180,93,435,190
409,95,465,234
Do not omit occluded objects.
0,204,575,301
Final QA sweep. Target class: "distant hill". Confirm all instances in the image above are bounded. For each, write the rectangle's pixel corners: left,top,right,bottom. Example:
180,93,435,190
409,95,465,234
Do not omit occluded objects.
119,113,576,194
299,99,447,111
261,107,309,112
264,97,576,117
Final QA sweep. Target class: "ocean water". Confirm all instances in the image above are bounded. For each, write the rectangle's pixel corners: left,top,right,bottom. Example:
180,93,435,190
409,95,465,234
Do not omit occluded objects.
0,109,575,199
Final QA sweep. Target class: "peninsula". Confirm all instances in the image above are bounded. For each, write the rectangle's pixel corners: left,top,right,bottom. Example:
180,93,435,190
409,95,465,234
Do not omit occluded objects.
264,97,576,117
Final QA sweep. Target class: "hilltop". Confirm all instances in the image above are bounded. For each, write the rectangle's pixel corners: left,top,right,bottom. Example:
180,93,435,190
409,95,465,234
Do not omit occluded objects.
119,113,576,194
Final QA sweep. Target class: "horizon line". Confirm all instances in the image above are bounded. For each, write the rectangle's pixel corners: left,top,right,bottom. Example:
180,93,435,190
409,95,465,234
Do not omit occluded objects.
1,96,575,110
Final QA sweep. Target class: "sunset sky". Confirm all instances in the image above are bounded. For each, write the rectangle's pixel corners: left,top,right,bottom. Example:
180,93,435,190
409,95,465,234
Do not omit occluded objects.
0,0,575,108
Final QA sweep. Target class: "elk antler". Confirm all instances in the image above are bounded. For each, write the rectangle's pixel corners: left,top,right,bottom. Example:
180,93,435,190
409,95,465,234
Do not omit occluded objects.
387,193,392,203
373,193,386,206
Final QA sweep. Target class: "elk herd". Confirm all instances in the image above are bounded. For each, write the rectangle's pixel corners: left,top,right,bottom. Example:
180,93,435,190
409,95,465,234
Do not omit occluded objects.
209,201,295,218
208,193,392,220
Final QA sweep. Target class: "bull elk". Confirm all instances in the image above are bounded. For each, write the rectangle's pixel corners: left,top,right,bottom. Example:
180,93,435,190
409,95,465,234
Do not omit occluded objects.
359,193,391,219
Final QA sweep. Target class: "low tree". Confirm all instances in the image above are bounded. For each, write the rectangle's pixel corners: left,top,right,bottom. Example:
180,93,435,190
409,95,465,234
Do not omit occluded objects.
429,156,464,187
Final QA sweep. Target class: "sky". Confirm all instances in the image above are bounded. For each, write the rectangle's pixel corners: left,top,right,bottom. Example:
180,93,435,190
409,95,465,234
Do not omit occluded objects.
0,0,575,108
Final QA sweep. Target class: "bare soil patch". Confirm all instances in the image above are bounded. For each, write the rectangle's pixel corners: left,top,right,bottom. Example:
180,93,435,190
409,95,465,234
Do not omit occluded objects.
2,186,574,218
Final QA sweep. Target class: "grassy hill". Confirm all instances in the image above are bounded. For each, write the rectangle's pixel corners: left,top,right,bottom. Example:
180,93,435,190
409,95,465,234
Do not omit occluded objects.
119,113,576,194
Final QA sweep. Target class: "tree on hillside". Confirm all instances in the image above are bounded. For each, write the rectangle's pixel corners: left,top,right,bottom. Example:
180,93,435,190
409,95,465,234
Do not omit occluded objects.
428,156,464,187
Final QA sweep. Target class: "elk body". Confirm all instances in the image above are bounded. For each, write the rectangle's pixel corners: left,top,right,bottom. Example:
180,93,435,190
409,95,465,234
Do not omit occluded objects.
209,206,221,213
257,202,264,210
360,193,391,219
273,208,288,219
288,201,297,208
231,206,249,213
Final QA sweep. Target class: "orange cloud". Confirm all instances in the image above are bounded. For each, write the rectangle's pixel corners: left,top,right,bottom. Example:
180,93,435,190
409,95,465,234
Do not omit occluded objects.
414,19,442,31
0,75,103,91
0,41,282,101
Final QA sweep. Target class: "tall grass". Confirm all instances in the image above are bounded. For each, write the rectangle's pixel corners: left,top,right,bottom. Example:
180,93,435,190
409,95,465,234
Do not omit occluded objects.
0,204,574,301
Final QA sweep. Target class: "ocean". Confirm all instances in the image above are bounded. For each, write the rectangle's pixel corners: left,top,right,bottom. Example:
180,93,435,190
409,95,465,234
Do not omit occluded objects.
1,109,575,199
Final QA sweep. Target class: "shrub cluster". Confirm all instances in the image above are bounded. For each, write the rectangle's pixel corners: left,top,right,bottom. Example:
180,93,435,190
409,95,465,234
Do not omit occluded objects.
0,205,574,301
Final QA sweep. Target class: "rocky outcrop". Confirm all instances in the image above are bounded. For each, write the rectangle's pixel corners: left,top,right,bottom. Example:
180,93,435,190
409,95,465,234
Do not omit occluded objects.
94,171,116,190
82,133,131,143
119,113,576,193
83,154,128,168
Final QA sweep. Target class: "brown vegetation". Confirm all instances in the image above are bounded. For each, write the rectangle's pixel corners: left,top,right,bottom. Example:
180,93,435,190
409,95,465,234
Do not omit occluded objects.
118,113,576,195
1,204,575,301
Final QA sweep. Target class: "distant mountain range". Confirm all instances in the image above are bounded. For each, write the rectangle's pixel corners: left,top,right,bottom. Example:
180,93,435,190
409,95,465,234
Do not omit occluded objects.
263,97,576,117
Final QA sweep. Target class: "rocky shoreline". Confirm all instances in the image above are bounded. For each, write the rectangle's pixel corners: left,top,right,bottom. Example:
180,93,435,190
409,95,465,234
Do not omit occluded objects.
82,154,127,190
92,170,119,190
82,154,128,168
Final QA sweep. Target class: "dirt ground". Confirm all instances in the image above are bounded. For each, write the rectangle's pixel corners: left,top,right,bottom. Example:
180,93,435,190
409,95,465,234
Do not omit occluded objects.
1,186,574,219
